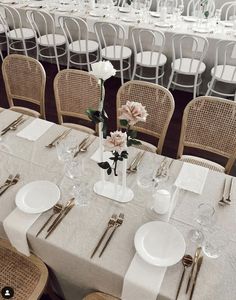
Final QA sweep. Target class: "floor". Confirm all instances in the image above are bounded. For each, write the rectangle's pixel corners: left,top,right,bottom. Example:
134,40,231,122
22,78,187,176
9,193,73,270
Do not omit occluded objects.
0,59,235,175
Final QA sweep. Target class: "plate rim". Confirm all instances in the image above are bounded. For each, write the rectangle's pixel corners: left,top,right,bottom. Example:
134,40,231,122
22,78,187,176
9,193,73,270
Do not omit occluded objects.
134,221,186,267
15,180,60,214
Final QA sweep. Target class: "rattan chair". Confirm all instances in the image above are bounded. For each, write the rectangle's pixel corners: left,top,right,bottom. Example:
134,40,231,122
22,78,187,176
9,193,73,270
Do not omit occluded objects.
116,80,175,154
83,292,119,300
177,96,236,174
54,69,102,134
0,239,48,300
2,54,46,118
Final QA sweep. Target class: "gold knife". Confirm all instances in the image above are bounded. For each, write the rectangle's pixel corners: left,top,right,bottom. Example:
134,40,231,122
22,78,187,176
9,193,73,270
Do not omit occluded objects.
127,152,142,173
46,128,72,148
73,135,90,157
189,256,203,300
1,114,23,135
47,198,74,232
45,200,75,239
186,247,202,293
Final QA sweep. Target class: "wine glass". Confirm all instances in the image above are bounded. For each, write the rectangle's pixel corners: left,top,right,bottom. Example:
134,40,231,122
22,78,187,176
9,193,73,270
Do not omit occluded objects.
189,203,215,244
56,136,78,163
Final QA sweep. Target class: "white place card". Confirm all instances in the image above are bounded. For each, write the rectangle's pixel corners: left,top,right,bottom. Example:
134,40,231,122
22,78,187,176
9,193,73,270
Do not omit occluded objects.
174,162,209,194
17,119,53,141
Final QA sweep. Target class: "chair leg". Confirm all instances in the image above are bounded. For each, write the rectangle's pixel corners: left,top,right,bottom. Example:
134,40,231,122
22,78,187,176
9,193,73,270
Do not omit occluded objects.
0,49,3,61
120,59,124,85
128,57,131,80
160,66,164,86
131,61,137,80
155,67,159,84
54,46,60,72
86,52,91,72
206,77,215,96
167,70,174,90
193,74,198,99
67,50,70,69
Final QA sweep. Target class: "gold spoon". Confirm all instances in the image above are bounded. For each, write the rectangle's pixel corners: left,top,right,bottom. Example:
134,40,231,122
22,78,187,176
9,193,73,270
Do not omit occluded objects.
36,203,63,237
175,254,193,300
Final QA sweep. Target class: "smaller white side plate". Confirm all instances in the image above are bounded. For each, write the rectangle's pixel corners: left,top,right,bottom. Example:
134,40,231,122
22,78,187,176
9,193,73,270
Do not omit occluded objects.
16,181,60,214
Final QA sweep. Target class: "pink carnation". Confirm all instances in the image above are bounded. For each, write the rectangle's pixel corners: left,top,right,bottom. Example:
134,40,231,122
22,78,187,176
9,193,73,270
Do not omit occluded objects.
119,101,148,126
104,130,127,153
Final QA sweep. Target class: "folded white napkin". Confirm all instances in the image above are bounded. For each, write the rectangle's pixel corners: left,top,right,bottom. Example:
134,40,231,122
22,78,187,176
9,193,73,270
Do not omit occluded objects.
17,119,53,142
174,162,208,194
3,208,40,256
121,188,180,300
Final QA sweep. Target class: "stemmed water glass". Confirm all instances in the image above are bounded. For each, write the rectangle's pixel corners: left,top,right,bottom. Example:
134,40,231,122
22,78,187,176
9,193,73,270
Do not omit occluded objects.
189,203,215,244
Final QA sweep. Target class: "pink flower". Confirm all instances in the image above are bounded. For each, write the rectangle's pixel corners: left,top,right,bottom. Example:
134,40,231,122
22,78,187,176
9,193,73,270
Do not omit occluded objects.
119,101,148,126
104,130,127,153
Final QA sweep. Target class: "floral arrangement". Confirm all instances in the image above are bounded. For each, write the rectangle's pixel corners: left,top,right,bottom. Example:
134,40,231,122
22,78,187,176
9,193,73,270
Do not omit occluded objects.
200,0,209,18
119,101,148,147
86,61,116,135
99,131,128,176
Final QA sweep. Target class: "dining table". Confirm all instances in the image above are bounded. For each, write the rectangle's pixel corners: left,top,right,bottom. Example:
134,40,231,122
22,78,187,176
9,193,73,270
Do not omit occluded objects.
1,0,236,94
0,109,236,300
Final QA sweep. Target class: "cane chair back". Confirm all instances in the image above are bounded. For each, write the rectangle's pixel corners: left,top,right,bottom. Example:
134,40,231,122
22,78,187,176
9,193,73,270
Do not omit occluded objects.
2,54,46,118
177,96,236,173
187,0,215,17
0,239,48,300
84,292,119,300
54,69,101,134
117,80,175,154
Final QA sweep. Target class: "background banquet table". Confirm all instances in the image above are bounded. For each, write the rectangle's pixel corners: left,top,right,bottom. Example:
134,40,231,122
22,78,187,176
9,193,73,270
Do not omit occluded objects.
0,109,236,300
3,0,236,93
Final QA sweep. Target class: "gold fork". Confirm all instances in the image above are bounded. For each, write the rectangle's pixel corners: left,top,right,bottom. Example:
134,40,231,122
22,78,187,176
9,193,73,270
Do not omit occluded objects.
0,174,20,196
99,213,124,257
0,175,13,190
90,213,117,258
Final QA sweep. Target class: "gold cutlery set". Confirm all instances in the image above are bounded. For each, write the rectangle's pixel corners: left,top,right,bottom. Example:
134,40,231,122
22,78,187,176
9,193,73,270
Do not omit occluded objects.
218,177,233,206
36,198,75,239
0,115,26,136
175,247,203,300
0,174,20,196
45,128,72,148
91,213,124,258
127,151,145,174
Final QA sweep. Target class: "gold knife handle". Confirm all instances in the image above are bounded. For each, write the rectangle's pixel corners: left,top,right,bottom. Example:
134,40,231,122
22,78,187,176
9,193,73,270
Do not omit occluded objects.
74,137,90,157
175,268,186,300
36,214,54,237
45,204,74,239
99,225,118,257
189,279,197,300
90,226,110,259
127,152,141,172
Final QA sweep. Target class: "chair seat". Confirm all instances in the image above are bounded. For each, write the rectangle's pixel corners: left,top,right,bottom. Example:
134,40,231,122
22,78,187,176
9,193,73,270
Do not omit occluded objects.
37,34,66,47
62,122,96,135
136,51,167,67
101,45,132,60
7,28,35,40
133,139,157,153
171,58,206,75
180,155,225,173
10,106,41,118
211,65,236,83
69,40,99,54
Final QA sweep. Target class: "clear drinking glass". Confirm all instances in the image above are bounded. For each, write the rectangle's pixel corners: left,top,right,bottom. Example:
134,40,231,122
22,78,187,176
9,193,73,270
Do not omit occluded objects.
56,136,78,163
202,226,229,258
189,203,215,244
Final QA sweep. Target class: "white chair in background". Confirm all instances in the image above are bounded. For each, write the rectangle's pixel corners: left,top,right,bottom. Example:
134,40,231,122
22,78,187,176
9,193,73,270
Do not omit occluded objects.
94,21,132,85
187,0,215,17
0,16,7,61
219,1,235,20
225,3,236,21
156,0,183,11
58,16,99,71
167,34,209,99
206,41,236,100
131,27,166,84
0,4,36,56
26,9,66,71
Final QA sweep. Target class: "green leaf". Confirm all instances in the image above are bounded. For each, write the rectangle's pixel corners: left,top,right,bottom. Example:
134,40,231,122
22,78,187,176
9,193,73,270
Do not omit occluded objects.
204,11,209,18
130,139,142,146
121,150,128,159
127,140,132,147
107,167,112,175
86,109,104,124
98,161,110,169
128,130,137,139
120,119,128,127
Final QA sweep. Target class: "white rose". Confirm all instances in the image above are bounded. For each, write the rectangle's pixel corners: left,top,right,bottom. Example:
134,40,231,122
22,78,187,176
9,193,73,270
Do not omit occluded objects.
104,130,127,153
119,101,148,126
90,61,116,81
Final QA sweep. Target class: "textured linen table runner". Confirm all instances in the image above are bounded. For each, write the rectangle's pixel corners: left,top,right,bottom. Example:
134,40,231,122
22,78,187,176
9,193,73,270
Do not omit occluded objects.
16,118,53,141
3,208,41,256
122,188,180,300
174,162,209,194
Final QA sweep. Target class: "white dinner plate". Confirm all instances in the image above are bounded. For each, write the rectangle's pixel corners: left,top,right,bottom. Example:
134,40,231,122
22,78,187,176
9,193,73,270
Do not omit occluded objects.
155,22,172,28
122,17,136,23
150,11,160,18
134,221,186,267
192,27,211,33
89,10,105,17
220,21,233,28
119,7,131,13
15,180,60,214
183,16,197,22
